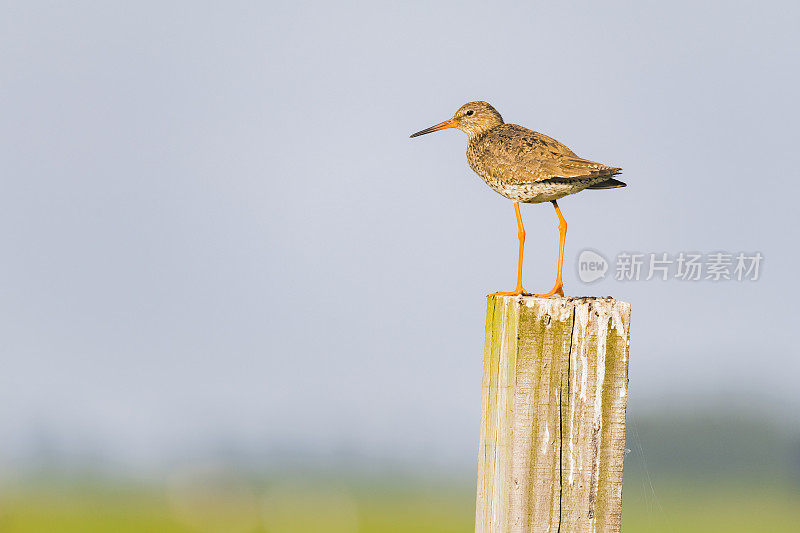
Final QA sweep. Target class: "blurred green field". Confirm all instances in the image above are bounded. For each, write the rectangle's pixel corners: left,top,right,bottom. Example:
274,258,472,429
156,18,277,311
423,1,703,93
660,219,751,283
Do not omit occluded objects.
2,478,798,533
3,413,798,531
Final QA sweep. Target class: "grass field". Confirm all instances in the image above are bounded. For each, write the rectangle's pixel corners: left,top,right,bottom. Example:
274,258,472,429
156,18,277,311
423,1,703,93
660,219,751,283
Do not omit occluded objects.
1,477,798,532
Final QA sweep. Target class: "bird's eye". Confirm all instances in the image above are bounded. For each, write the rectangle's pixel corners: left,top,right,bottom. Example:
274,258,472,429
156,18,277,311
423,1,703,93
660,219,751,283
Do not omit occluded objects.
466,110,474,116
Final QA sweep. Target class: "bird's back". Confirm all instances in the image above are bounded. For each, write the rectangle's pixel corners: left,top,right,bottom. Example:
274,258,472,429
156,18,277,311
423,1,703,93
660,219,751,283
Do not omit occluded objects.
467,124,623,202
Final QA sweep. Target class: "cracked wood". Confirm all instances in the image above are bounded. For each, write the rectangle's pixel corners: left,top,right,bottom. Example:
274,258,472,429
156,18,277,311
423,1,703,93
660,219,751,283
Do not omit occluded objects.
475,295,631,533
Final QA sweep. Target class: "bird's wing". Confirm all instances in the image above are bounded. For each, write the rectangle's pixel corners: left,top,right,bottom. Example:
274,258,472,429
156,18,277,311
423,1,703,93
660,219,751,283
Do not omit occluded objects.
532,156,622,183
474,125,621,185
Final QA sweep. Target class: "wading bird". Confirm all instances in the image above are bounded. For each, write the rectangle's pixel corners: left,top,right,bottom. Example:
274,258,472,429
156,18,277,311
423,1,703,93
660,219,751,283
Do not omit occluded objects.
410,101,624,297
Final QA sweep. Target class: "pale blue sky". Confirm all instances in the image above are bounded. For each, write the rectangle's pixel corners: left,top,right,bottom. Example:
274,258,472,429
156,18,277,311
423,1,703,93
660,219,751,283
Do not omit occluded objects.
1,1,798,470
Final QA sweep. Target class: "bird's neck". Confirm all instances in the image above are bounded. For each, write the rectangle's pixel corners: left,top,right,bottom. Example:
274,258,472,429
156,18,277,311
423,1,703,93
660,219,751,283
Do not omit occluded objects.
466,123,501,142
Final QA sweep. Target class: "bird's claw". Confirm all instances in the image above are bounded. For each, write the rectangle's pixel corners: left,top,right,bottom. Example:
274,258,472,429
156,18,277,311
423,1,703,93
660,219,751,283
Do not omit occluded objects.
489,288,531,297
533,284,564,298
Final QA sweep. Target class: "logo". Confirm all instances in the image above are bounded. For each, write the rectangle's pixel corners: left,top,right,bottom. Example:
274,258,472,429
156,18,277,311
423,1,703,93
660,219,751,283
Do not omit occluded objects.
576,250,762,283
577,249,609,283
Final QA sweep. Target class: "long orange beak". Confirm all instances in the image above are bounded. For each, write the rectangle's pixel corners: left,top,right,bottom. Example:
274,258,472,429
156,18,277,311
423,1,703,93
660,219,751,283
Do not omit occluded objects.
409,118,458,138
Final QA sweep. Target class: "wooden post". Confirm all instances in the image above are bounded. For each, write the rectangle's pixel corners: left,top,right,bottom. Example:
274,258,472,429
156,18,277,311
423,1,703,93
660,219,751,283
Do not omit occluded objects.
476,295,631,533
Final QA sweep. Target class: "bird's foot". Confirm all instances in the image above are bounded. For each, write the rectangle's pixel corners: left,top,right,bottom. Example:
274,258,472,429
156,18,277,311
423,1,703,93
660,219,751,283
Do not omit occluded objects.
489,287,531,297
534,283,564,298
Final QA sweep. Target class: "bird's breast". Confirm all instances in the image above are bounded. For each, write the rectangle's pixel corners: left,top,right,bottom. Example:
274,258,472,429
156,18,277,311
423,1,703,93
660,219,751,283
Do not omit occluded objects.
467,142,513,195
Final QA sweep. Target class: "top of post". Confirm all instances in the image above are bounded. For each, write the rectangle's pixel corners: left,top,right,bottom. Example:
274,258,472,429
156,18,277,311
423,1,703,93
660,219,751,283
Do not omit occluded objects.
487,294,629,306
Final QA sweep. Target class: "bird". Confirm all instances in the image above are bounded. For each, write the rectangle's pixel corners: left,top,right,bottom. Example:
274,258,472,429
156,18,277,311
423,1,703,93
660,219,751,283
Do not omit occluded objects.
410,101,624,297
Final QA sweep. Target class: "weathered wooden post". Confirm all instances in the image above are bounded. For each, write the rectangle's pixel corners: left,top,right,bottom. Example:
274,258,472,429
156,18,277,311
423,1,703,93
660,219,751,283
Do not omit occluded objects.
476,295,631,533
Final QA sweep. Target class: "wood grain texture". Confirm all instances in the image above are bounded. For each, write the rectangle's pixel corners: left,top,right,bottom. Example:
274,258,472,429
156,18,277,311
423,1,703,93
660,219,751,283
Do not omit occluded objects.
476,295,631,533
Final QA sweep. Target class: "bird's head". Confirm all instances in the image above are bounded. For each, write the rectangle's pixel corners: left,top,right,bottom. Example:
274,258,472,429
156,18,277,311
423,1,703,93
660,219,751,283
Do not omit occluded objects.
410,101,503,140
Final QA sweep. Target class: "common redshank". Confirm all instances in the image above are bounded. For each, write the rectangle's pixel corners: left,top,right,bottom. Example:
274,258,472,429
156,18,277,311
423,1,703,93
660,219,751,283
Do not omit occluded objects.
410,101,624,297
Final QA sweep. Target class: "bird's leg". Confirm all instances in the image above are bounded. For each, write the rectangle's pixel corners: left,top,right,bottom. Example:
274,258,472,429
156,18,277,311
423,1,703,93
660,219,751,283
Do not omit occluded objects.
535,200,566,298
490,201,531,297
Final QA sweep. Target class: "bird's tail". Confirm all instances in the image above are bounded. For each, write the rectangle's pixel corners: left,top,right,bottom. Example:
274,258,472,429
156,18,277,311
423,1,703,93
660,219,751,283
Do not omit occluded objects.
588,177,626,189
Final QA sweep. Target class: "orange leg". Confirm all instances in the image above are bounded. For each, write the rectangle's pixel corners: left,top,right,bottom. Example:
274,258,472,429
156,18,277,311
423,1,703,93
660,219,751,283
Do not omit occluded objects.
490,201,531,297
535,200,566,298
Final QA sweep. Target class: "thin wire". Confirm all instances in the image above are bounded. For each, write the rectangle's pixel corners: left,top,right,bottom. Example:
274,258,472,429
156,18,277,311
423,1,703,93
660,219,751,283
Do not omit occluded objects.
630,417,666,525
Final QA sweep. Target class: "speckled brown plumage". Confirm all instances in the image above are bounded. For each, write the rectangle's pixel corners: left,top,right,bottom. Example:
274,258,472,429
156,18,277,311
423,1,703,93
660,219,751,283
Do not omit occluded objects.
466,121,623,202
421,101,624,202
410,101,625,297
